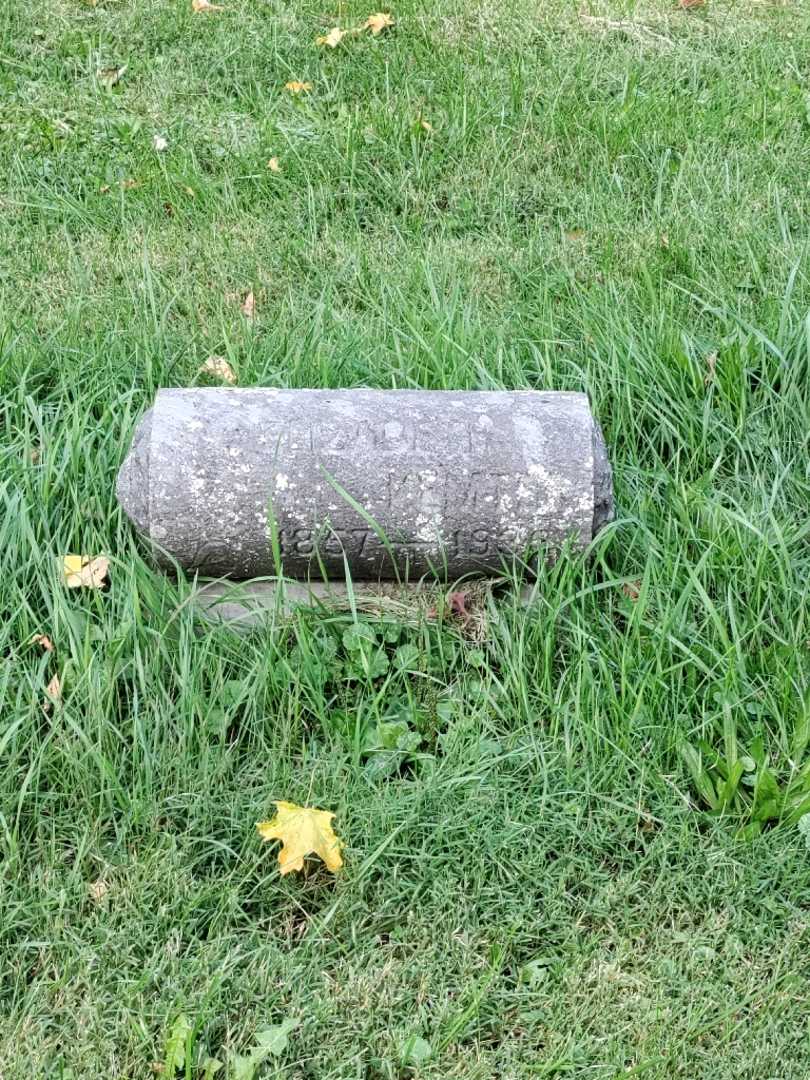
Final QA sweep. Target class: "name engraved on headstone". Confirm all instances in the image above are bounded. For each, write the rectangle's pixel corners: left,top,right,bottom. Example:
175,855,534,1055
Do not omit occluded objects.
341,471,522,515
262,421,482,456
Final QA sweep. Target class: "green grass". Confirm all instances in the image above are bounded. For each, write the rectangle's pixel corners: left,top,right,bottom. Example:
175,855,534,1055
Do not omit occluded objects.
2,0,810,1076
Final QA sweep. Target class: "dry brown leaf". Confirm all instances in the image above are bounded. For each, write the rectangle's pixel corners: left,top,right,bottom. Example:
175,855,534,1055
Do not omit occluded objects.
447,590,472,626
418,117,433,132
88,879,109,902
678,0,704,7
200,356,237,383
622,581,641,602
30,447,42,463
565,229,586,242
241,291,256,319
45,673,62,710
267,156,281,173
192,0,224,10
32,634,54,652
98,64,126,87
63,555,110,589
121,178,139,190
426,589,472,624
316,26,346,47
99,184,111,194
365,12,394,34
660,233,670,249
285,80,313,94
704,351,718,385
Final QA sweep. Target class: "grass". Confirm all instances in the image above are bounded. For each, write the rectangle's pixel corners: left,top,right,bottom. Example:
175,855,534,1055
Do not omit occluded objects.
2,0,810,1076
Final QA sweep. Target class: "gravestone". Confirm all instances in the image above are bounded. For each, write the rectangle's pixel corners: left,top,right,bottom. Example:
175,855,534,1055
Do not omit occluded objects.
117,388,612,581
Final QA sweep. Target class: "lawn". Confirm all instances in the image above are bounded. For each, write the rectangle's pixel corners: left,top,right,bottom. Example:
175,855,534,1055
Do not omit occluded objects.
2,0,810,1076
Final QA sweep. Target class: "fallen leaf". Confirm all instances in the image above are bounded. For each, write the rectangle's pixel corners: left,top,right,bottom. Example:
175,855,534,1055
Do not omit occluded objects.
316,26,346,47
183,185,196,197
200,356,237,383
447,590,472,625
88,879,108,902
121,178,139,190
565,229,586,242
31,633,54,652
192,0,224,10
44,673,62,711
241,291,256,318
285,80,313,94
63,555,110,589
417,117,433,132
257,801,344,874
660,233,670,249
704,351,718,385
153,134,168,151
98,64,126,87
99,183,111,194
678,0,704,6
365,12,394,34
30,446,41,463
267,156,281,173
255,1018,299,1056
622,581,641,602
401,1036,432,1067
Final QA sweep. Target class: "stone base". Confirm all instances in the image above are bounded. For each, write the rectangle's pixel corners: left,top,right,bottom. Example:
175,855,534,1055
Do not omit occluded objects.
194,576,533,633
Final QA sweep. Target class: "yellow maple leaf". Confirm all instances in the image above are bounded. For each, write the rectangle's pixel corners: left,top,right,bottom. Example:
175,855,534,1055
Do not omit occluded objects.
365,12,394,34
316,26,345,47
285,80,313,94
62,555,109,589
257,801,344,875
200,356,237,383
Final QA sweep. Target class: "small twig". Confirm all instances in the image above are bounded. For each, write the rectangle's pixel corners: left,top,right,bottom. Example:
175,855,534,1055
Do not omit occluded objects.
579,12,674,46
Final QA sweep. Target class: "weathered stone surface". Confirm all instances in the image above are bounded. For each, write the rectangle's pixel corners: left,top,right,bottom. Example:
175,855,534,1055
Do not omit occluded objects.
117,388,612,580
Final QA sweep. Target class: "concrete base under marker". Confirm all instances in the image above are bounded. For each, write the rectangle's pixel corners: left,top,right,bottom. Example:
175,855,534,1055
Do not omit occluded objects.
197,578,431,629
194,577,534,632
